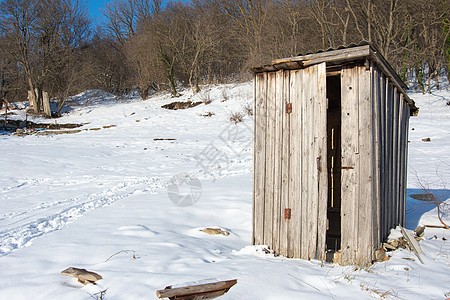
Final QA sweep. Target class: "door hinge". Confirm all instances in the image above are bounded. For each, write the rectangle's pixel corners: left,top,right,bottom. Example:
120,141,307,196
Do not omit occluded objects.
341,166,354,170
286,103,292,114
284,208,291,220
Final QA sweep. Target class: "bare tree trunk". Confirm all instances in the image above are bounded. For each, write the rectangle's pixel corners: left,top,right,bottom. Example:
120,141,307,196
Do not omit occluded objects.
42,91,51,117
435,70,440,90
160,49,178,97
35,88,42,113
27,77,39,113
28,90,37,113
383,0,396,56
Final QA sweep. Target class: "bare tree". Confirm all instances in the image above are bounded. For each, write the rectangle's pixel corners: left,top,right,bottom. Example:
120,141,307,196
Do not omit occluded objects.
0,0,90,115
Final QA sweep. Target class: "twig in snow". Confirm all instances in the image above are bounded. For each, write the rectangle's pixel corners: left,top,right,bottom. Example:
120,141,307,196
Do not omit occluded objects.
89,289,108,300
105,250,136,262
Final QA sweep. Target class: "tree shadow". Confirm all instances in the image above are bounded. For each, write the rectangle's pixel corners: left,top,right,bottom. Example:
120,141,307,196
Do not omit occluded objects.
405,188,450,229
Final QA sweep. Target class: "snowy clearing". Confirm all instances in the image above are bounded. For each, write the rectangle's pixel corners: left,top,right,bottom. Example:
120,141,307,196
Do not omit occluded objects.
0,81,449,299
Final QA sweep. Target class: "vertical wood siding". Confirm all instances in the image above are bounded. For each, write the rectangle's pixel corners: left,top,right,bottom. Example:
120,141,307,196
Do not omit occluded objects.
253,72,267,246
370,67,411,244
340,65,360,264
253,60,410,265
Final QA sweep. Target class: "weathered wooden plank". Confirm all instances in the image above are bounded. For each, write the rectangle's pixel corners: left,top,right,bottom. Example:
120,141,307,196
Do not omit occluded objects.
299,67,310,259
398,95,406,227
385,80,391,234
402,98,409,225
253,73,267,245
398,94,407,226
304,65,317,259
340,65,359,264
288,69,302,258
402,104,411,226
392,88,400,227
279,70,291,256
357,65,374,265
379,73,387,241
387,82,395,231
272,70,284,254
371,64,381,249
316,63,328,261
252,78,256,245
61,267,102,285
402,97,409,226
253,45,417,114
400,227,424,264
156,279,237,298
384,79,393,236
272,45,371,68
263,72,277,247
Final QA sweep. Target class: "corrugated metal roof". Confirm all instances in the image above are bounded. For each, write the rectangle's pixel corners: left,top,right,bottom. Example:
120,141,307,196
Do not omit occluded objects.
299,41,372,56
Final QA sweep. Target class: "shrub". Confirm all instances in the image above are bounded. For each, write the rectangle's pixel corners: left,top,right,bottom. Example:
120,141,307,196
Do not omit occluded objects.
244,103,253,116
229,112,244,124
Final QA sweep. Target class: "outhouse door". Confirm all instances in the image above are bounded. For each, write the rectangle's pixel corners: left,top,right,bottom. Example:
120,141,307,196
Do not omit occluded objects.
253,62,328,260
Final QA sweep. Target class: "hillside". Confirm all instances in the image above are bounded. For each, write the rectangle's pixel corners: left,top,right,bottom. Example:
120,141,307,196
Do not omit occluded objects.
0,81,449,299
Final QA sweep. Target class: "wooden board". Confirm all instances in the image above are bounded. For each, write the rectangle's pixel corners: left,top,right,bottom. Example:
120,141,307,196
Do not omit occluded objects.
263,72,276,247
271,70,285,253
403,105,411,225
299,66,310,259
385,79,393,236
392,88,400,227
279,70,291,256
387,82,394,231
288,69,302,258
315,63,328,261
400,96,406,226
271,45,371,67
379,73,387,240
340,65,359,264
356,64,374,265
253,73,267,245
371,63,381,249
399,97,407,226
61,267,102,285
156,279,237,299
400,227,424,264
252,44,417,116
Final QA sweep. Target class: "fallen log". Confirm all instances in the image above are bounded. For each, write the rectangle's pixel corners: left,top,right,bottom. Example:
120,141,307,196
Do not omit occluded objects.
156,279,237,299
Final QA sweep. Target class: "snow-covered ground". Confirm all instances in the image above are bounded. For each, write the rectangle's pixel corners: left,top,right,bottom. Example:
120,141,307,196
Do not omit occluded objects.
0,81,449,299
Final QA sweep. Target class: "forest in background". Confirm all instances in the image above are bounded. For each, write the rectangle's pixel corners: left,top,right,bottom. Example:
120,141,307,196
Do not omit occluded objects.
0,0,449,115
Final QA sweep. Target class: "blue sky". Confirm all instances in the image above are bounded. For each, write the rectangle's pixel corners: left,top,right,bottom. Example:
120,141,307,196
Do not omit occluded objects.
86,0,189,24
86,0,107,24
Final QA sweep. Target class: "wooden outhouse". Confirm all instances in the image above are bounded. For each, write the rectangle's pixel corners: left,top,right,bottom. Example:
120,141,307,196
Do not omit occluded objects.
251,43,417,265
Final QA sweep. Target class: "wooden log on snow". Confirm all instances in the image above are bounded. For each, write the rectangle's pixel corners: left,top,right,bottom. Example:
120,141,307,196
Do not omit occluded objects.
61,267,102,285
156,279,237,299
